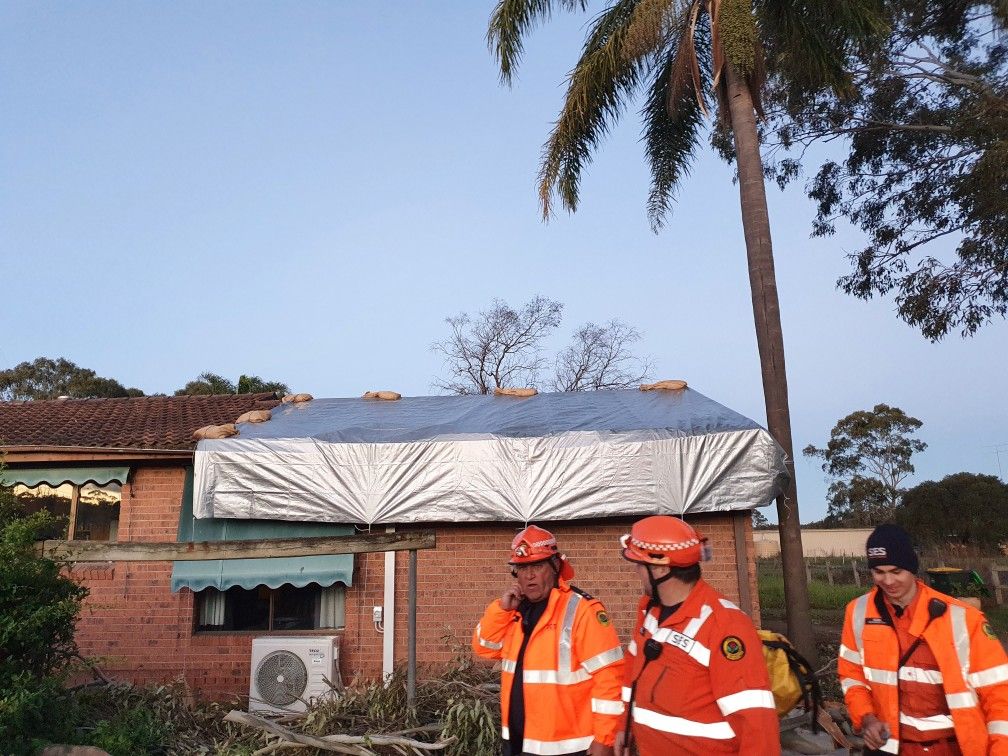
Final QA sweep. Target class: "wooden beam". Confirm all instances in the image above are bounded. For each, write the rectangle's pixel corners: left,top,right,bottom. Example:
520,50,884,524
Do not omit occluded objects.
36,530,436,562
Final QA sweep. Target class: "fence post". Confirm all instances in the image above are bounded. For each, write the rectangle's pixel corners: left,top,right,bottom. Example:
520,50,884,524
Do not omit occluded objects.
851,559,861,588
805,563,812,584
825,561,834,585
988,561,1004,606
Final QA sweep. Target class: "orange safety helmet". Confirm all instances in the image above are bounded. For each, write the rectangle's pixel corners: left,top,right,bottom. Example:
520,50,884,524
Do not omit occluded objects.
620,515,711,568
509,525,575,580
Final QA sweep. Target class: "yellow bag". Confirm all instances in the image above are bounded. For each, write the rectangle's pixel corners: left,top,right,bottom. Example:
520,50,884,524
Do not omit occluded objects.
758,629,820,717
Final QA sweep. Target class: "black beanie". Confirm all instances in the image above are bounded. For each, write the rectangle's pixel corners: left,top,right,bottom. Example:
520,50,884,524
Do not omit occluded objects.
866,523,919,573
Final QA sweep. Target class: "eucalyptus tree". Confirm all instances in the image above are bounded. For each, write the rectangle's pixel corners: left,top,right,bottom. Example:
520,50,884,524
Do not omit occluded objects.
487,0,881,660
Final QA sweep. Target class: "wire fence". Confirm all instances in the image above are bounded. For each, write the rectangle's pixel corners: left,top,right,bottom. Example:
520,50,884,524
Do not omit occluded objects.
757,554,1008,605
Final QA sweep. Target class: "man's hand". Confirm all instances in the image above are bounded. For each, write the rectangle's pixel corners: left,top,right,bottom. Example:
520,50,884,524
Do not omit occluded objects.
859,713,890,750
500,584,523,611
588,741,614,756
612,731,629,756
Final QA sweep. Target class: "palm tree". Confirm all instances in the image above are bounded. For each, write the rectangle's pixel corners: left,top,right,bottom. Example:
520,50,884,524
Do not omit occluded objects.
488,0,881,662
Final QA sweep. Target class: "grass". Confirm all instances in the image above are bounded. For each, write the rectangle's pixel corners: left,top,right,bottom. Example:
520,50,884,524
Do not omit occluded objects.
758,572,864,624
986,604,1008,636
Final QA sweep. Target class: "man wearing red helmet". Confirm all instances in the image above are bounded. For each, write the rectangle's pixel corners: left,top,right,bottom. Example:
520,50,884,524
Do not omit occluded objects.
473,525,625,756
614,515,779,756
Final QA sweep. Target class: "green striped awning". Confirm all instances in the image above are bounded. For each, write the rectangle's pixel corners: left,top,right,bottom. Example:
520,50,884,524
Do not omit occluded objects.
1,466,129,488
170,467,354,592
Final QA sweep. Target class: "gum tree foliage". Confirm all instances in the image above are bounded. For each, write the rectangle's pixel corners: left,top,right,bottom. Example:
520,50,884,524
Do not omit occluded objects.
174,372,289,396
752,508,773,529
804,403,927,527
432,297,651,394
766,0,1008,339
0,357,144,400
896,472,1008,549
486,0,880,662
0,465,88,752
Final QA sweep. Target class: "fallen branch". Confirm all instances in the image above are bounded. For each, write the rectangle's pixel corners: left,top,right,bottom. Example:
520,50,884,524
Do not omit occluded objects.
225,710,456,755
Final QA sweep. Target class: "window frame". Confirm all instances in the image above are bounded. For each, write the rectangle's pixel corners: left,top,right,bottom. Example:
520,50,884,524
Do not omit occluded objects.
193,582,346,635
12,480,121,542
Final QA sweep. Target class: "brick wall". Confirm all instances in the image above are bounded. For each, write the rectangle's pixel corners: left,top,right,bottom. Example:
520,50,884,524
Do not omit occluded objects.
71,465,759,699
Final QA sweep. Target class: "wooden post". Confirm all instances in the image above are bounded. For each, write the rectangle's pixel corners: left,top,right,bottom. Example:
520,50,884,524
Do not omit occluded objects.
67,486,80,540
407,549,417,707
988,561,1003,605
733,511,754,616
825,561,833,585
852,560,861,589
805,563,812,584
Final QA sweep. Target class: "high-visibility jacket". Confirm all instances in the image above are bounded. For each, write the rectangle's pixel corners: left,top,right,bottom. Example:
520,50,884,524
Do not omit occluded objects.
472,580,625,755
622,579,780,755
839,581,1008,756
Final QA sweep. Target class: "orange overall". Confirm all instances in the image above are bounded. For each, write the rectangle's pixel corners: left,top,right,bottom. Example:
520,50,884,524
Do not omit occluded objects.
622,579,780,755
473,580,625,755
839,581,1008,755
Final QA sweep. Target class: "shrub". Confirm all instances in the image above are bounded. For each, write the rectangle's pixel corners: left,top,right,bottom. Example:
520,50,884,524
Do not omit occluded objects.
0,464,88,752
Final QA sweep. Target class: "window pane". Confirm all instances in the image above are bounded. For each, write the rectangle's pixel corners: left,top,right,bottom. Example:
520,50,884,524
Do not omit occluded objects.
13,483,72,539
272,584,317,631
197,588,226,628
226,586,270,631
75,483,121,542
318,584,346,629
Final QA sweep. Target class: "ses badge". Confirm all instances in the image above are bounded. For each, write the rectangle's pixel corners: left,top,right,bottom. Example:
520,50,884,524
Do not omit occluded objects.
721,636,746,661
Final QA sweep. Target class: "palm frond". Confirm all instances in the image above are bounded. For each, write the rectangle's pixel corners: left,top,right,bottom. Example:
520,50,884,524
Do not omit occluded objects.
621,0,679,62
644,9,711,229
488,0,587,85
538,0,651,218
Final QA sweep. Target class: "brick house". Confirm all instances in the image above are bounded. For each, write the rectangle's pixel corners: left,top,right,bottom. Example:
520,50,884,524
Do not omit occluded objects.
0,389,781,700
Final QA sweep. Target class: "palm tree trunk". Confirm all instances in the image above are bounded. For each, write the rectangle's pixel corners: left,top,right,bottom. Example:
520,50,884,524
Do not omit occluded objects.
723,62,816,664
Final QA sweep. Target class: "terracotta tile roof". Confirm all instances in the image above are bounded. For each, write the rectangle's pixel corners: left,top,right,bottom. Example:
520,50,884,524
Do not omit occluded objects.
0,393,282,451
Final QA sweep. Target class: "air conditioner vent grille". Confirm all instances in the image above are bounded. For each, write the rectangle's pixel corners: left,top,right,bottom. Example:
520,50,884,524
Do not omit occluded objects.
254,649,309,706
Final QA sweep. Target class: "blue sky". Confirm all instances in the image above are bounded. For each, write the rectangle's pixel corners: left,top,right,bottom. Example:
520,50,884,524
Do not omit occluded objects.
2,2,1005,523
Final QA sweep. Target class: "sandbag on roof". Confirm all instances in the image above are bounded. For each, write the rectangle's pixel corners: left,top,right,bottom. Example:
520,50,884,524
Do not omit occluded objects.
193,387,788,525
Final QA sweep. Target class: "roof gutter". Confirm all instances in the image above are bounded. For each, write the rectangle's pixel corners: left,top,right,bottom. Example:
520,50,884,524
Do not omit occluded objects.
1,446,194,464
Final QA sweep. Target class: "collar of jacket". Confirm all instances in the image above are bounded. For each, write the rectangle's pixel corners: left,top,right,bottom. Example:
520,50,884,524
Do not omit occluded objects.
649,578,714,628
870,580,941,637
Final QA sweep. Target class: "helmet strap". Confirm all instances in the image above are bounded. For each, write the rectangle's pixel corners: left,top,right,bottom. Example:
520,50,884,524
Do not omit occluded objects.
548,555,562,581
646,564,677,607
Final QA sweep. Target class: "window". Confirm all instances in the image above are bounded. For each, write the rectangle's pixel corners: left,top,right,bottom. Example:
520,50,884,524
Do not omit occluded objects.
13,481,121,541
196,583,345,632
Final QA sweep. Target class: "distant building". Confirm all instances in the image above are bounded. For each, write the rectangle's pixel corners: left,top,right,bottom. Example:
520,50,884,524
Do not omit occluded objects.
753,527,874,558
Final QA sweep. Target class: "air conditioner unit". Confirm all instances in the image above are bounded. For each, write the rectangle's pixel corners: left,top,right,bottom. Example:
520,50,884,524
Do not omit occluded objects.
249,636,341,714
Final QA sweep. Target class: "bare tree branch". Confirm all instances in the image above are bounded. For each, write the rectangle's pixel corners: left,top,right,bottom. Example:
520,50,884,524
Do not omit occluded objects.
551,320,652,391
431,297,563,394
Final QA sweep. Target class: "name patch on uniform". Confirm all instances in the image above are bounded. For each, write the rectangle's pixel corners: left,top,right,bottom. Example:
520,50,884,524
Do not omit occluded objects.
866,618,888,625
721,636,746,661
596,611,611,627
666,630,696,654
983,623,999,640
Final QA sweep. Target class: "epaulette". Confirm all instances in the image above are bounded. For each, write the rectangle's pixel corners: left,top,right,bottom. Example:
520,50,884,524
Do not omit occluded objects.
570,585,595,601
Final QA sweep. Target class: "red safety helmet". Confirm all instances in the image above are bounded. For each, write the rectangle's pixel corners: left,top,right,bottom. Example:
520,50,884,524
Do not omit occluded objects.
620,515,710,568
509,525,574,580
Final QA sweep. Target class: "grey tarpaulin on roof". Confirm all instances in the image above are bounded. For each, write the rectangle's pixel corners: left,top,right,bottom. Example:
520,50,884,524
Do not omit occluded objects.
193,387,789,524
